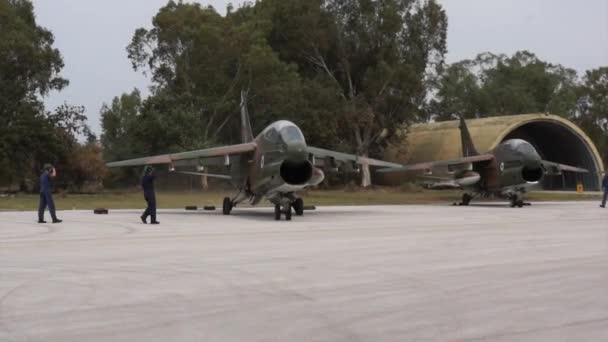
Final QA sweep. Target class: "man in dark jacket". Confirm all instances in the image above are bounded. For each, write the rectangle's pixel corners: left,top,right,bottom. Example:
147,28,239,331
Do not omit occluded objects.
601,173,608,208
38,164,62,223
141,165,159,224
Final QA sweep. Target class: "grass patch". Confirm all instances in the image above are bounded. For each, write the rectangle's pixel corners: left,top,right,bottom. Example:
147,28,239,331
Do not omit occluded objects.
0,188,601,211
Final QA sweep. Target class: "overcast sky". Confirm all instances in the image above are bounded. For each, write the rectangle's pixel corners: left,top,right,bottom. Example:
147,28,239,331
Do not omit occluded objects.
32,0,608,135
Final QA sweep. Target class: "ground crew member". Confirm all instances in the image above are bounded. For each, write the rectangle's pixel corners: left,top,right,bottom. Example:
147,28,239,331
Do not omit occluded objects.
601,173,608,208
141,165,159,224
38,164,62,224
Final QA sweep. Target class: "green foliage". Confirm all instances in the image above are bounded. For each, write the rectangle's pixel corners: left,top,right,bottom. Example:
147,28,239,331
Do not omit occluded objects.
115,1,306,157
263,0,448,147
0,0,67,185
103,0,448,187
0,0,103,191
430,51,580,120
572,67,608,166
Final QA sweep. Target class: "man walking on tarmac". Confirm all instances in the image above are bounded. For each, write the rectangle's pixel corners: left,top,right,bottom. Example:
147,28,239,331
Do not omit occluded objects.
38,164,62,223
601,173,608,208
141,165,160,224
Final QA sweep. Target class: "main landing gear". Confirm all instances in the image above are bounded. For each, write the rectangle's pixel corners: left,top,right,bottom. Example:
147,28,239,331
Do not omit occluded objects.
459,193,472,206
222,197,233,215
293,198,304,216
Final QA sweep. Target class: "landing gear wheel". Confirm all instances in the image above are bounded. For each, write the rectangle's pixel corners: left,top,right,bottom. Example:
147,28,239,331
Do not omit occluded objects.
509,197,518,208
293,198,304,216
285,206,292,221
222,197,233,215
274,204,281,221
461,194,472,206
516,200,524,208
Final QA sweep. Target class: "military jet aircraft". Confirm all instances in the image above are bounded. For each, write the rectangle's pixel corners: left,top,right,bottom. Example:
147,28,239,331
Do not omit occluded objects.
107,93,402,220
380,116,588,207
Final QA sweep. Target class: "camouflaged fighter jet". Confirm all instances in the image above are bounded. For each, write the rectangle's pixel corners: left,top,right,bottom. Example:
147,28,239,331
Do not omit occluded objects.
107,93,402,220
380,116,588,207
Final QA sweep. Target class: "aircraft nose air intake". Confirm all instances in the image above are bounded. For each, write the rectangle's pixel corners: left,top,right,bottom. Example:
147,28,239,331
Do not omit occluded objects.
522,165,543,183
280,160,313,185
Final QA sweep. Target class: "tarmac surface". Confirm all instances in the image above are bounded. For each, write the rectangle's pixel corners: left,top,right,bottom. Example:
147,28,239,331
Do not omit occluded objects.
0,202,606,341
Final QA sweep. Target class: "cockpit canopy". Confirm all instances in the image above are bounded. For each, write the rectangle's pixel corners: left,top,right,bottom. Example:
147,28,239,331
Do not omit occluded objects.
262,121,306,144
281,126,304,143
503,139,541,159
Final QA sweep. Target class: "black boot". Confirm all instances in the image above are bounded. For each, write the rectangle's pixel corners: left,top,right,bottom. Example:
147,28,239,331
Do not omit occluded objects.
52,218,62,223
141,215,147,224
150,213,159,225
38,220,47,223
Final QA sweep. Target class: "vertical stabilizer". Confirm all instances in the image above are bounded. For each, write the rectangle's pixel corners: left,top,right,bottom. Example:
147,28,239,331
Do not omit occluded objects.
459,116,479,157
240,90,254,143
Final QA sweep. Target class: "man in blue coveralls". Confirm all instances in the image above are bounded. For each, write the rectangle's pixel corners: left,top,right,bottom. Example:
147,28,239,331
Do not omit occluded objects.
38,164,62,223
601,172,608,208
141,165,159,224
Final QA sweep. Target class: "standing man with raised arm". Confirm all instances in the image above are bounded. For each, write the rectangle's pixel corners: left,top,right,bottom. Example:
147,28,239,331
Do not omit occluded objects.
38,164,62,223
141,166,159,224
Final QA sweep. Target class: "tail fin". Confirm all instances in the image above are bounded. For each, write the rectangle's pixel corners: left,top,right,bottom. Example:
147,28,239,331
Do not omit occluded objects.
459,116,479,157
240,90,254,143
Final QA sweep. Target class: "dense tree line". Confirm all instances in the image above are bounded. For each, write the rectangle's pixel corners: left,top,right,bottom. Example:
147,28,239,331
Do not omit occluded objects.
102,0,448,186
430,51,608,165
0,0,105,192
1,0,605,192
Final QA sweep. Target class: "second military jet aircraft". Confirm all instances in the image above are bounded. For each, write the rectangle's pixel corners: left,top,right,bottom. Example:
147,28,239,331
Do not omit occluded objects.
380,116,588,207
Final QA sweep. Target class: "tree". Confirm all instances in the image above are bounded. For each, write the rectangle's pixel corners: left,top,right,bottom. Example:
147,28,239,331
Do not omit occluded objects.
573,67,608,167
0,0,69,185
102,0,448,188
101,89,144,161
430,51,579,121
61,142,107,192
261,0,448,186
122,1,306,155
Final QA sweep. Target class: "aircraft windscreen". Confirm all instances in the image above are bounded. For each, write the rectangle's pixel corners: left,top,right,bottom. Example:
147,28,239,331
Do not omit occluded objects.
281,126,305,143
506,139,539,157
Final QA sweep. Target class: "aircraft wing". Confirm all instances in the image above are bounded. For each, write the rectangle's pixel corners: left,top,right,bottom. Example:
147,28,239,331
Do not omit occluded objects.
541,160,588,175
378,154,495,173
306,146,403,169
106,142,257,168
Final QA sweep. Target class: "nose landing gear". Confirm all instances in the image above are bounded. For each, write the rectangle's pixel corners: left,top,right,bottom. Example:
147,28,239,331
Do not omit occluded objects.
509,194,527,208
274,204,292,221
274,196,305,221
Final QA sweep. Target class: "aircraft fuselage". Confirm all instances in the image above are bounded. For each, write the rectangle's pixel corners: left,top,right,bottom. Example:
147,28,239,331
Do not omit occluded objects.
232,120,324,206
466,139,544,197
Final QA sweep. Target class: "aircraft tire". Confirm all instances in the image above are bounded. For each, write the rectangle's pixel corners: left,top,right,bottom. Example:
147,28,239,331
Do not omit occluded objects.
517,200,524,208
509,197,517,208
294,198,304,216
222,197,232,215
274,204,281,221
461,194,472,206
285,207,292,221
